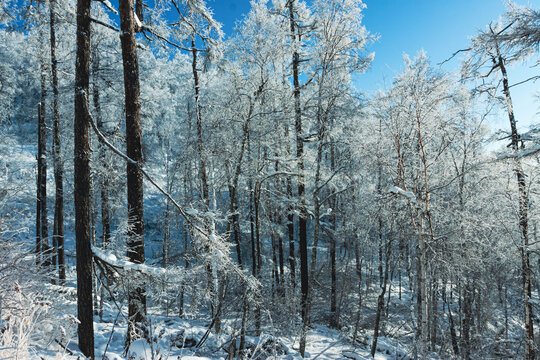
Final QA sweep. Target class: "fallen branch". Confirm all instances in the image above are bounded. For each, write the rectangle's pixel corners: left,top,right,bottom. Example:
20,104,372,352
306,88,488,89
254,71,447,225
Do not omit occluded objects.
54,339,74,356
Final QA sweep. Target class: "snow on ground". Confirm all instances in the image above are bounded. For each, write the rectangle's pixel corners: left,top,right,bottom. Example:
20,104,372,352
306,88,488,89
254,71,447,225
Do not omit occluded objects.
32,301,401,360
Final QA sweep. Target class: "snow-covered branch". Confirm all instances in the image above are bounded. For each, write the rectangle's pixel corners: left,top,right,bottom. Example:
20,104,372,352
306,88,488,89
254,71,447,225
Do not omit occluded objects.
388,185,417,204
497,143,540,160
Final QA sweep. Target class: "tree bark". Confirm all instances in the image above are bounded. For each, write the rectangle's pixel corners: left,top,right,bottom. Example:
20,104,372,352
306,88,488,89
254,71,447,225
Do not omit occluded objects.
74,0,95,355
119,0,146,346
191,40,210,210
38,1,49,267
352,221,363,344
462,281,473,360
283,101,295,287
329,147,337,327
91,46,110,321
494,36,534,359
288,1,308,356
36,104,42,265
49,0,65,283
287,176,296,286
371,154,391,357
91,50,111,249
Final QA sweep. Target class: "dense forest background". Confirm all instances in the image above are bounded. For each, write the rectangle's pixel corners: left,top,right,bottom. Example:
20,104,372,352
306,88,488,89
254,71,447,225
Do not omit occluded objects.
0,0,540,359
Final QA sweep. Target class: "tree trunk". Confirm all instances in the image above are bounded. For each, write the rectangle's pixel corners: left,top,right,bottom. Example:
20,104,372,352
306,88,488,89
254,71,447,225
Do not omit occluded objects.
91,50,111,250
495,42,535,359
429,278,438,350
329,200,337,327
91,47,110,321
49,0,65,283
36,104,42,265
277,212,285,292
191,41,209,209
38,1,49,267
288,1,308,355
249,178,257,277
119,0,146,346
36,148,41,265
287,176,296,287
74,0,95,355
254,181,262,336
371,229,392,357
462,281,473,360
352,224,363,344
444,282,460,356
270,210,280,291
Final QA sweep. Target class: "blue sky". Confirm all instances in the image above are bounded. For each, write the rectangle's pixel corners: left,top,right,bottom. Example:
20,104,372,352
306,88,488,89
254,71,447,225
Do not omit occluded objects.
207,0,539,132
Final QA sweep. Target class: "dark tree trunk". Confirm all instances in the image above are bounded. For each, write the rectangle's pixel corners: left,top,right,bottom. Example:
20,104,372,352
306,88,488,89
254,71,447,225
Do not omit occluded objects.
227,184,242,267
119,0,146,346
38,1,49,267
445,282,460,356
249,180,257,277
271,212,280,290
36,150,41,265
163,196,170,268
288,1,308,356
352,223,363,344
287,177,295,286
191,40,210,209
277,213,284,290
329,205,337,327
91,50,111,248
74,0,94,356
254,181,262,336
462,282,473,360
371,229,393,357
329,145,337,327
36,104,42,265
92,47,110,320
281,83,295,289
494,39,534,359
49,0,65,283
39,100,50,267
179,159,192,318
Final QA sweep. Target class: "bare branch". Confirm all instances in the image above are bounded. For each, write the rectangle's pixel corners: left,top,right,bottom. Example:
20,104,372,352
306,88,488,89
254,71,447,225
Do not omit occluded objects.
510,75,540,88
90,17,119,32
438,48,471,66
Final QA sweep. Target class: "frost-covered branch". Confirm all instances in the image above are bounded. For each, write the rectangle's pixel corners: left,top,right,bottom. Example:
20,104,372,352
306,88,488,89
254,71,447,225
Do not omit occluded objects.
92,245,168,277
388,185,417,204
94,0,118,15
497,143,540,160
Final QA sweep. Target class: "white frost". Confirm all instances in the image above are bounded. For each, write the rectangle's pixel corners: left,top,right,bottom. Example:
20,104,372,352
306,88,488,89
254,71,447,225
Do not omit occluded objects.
388,186,417,204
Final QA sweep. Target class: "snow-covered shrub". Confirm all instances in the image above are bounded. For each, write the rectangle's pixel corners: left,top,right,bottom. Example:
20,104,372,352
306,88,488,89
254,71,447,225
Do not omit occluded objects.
0,230,76,358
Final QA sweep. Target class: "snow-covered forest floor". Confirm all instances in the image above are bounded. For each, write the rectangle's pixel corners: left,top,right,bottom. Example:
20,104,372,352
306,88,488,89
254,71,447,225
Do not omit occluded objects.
9,269,409,360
